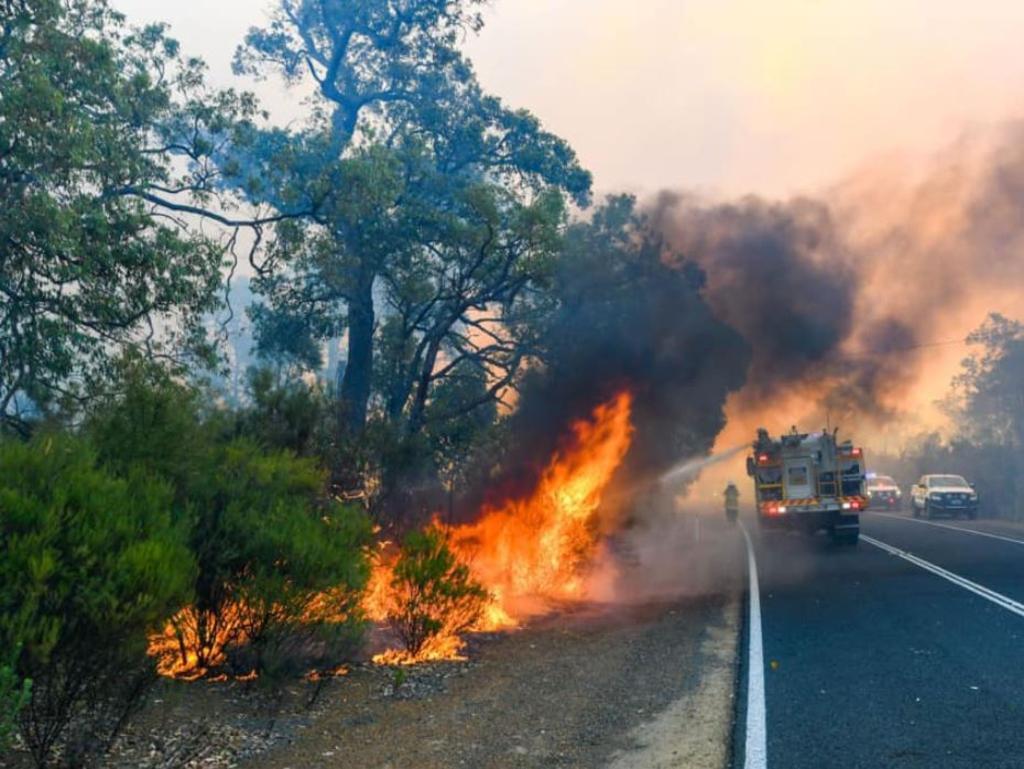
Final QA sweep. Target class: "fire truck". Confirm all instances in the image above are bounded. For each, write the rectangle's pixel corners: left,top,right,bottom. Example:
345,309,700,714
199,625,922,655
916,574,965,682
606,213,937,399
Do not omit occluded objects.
745,427,868,545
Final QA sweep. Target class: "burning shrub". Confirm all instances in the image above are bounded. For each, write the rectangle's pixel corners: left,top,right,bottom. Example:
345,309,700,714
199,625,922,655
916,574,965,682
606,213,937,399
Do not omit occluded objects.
230,492,374,678
152,441,373,679
364,391,635,664
380,528,489,661
87,366,374,679
0,435,193,767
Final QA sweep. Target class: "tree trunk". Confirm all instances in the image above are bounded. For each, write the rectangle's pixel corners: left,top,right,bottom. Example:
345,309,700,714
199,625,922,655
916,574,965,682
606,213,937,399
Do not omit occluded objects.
406,333,443,436
339,273,375,432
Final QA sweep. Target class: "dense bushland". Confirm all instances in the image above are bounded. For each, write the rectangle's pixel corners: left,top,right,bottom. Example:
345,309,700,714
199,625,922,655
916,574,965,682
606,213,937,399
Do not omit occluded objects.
0,364,485,765
88,369,374,679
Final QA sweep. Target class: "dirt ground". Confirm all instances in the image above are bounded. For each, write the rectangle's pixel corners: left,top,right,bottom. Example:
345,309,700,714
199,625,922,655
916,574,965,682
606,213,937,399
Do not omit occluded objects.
242,516,745,769
246,594,740,769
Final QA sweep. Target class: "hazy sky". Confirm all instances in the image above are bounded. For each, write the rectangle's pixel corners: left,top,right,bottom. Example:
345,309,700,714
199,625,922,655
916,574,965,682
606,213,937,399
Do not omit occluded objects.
114,0,1024,198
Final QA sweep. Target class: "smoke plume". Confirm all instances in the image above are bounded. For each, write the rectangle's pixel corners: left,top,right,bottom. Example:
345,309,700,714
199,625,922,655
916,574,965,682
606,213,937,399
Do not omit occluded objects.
459,121,1024,535
460,196,751,519
648,122,1024,443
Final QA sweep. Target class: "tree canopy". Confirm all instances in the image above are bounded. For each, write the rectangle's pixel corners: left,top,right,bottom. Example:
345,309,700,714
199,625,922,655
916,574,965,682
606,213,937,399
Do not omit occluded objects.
0,0,265,432
229,0,592,440
948,313,1024,449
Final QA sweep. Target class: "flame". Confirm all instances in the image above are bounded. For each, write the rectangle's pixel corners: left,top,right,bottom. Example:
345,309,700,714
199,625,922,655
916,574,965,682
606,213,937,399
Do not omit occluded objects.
149,392,634,674
305,665,349,682
367,391,634,664
148,605,248,680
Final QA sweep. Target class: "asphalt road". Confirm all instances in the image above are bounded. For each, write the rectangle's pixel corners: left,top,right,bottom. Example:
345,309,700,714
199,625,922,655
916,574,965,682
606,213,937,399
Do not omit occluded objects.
734,510,1024,769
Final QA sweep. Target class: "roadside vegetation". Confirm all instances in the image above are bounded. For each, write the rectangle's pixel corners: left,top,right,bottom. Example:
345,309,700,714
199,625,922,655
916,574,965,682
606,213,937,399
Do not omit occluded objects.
0,0,593,764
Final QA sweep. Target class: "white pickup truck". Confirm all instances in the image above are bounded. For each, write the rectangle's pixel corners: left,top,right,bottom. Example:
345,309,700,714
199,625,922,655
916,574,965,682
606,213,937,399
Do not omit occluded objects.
909,474,979,519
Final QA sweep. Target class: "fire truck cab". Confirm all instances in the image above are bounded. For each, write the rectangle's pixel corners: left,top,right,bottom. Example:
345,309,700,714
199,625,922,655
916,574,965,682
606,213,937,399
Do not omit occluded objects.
746,427,867,546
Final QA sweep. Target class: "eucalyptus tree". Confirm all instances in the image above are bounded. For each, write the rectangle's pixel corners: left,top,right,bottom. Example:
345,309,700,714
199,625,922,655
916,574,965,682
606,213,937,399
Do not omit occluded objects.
950,313,1024,449
232,0,591,437
0,0,274,432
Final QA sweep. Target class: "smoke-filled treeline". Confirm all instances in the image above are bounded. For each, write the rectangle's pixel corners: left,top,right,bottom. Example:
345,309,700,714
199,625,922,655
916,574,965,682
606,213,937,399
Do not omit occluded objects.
8,0,1024,516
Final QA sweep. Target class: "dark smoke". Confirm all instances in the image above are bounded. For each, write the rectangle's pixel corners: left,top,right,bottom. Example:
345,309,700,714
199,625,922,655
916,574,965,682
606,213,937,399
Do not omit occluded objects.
648,193,924,426
647,123,1024,430
649,193,861,403
459,121,1024,520
463,195,750,515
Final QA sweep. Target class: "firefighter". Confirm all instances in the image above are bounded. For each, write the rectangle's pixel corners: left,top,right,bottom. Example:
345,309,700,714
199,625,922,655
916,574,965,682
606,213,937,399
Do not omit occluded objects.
724,481,740,523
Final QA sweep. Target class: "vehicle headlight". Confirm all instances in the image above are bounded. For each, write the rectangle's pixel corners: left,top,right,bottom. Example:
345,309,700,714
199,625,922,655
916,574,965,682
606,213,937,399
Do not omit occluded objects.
929,492,942,500
895,490,902,497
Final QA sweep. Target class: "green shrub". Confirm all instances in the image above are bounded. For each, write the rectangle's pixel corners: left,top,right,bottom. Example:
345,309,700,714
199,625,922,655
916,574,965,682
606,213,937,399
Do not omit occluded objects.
237,367,328,456
0,435,193,767
156,441,373,678
387,528,489,658
86,362,205,510
226,445,373,676
87,367,374,680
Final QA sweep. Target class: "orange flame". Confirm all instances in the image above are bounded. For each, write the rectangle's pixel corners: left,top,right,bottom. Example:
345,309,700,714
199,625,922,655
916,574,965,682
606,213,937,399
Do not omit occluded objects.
367,391,634,663
148,605,247,680
150,392,634,674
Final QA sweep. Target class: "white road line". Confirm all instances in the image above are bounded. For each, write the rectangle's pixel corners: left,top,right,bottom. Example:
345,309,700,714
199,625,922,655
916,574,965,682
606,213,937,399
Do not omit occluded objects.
868,511,1024,547
738,522,767,769
862,534,1024,619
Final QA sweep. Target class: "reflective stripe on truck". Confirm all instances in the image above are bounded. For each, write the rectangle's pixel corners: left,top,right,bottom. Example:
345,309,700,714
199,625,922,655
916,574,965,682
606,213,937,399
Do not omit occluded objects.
760,496,867,514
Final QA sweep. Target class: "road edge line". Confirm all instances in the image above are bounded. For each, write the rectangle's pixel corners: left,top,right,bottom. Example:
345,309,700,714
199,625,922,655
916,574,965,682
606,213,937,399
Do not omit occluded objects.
738,522,767,769
861,534,1024,619
867,511,1024,547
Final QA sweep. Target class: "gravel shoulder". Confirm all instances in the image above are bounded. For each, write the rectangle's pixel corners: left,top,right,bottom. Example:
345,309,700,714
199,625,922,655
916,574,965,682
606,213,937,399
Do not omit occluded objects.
606,596,739,769
245,517,745,769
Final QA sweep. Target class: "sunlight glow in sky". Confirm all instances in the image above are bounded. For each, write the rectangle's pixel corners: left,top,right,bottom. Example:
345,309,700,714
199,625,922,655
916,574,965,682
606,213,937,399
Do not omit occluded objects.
115,0,1024,198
